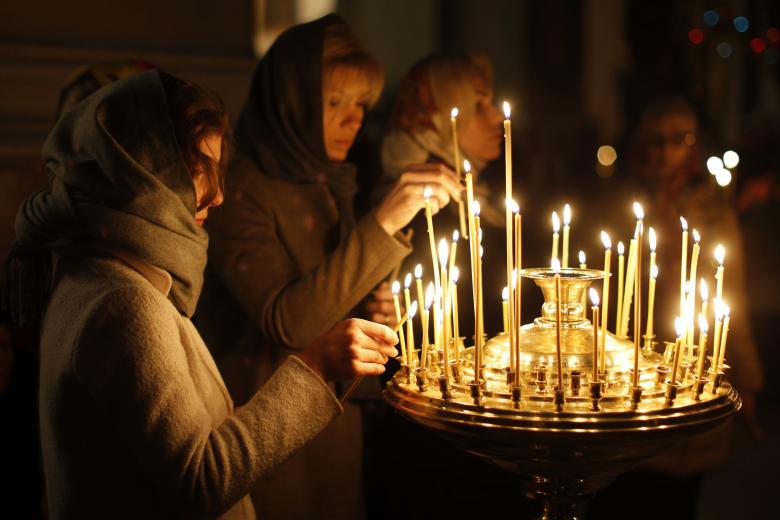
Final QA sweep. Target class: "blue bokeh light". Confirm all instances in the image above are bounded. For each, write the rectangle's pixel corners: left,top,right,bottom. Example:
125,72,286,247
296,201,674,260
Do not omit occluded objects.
703,10,719,26
733,16,750,33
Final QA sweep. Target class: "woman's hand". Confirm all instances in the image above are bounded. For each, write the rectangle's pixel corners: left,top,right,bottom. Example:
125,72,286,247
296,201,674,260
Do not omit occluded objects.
374,163,463,236
298,318,399,381
361,282,396,325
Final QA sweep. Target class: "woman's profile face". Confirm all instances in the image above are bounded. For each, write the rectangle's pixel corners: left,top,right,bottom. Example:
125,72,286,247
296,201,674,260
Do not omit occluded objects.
192,134,224,226
459,79,503,163
322,66,371,162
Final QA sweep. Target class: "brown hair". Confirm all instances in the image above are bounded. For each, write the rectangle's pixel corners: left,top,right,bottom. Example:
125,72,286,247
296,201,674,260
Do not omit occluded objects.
322,22,384,107
390,53,493,133
162,74,231,210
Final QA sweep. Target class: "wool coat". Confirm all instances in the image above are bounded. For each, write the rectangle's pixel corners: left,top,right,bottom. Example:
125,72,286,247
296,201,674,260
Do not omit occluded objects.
201,152,410,519
39,251,342,519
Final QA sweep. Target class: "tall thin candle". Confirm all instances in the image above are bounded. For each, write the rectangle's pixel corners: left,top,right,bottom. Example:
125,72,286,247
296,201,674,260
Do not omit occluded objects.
700,279,709,324
503,104,515,353
670,317,685,386
579,250,587,307
646,265,659,340
695,314,709,381
600,232,612,373
619,235,637,338
391,281,407,363
680,217,689,317
590,288,600,380
716,305,731,371
451,267,461,363
616,241,625,335
552,258,563,387
450,108,467,238
687,229,701,346
710,299,725,377
562,204,572,267
403,274,414,363
632,202,644,387
420,283,434,369
714,245,725,301
423,187,441,295
551,211,560,263
513,207,522,385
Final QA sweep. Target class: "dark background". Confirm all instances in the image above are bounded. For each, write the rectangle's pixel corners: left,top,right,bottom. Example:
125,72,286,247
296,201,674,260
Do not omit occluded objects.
1,1,778,518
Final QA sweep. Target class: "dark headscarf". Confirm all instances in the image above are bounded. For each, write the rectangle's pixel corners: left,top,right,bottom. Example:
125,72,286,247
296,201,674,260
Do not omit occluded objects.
236,14,358,235
3,70,208,322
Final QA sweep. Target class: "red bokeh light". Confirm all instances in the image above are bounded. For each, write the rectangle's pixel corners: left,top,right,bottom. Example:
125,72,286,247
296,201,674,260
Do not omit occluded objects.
767,28,780,44
688,28,705,45
750,37,767,53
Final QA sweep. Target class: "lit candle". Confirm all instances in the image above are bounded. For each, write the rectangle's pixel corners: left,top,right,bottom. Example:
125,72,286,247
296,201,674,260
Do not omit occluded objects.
619,233,637,338
716,304,731,372
695,314,709,381
590,288,600,380
687,229,701,346
615,241,625,335
391,281,407,364
551,211,560,263
670,317,685,386
710,298,725,377
579,250,587,308
562,204,572,268
432,285,442,354
451,267,461,363
646,264,659,340
714,244,725,301
448,231,459,289
513,205,522,386
600,232,612,372
474,204,484,380
439,239,450,377
403,274,414,363
420,282,434,370
464,161,479,351
684,281,694,357
423,187,441,294
680,217,689,317
503,104,515,348
450,107,468,238
632,202,644,387
552,258,563,388
700,279,709,322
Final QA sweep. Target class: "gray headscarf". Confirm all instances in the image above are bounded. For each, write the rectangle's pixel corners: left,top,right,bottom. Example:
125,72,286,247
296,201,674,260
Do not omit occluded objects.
3,70,208,322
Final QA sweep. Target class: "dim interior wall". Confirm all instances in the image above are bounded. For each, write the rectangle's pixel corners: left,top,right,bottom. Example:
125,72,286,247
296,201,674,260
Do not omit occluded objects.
0,1,258,260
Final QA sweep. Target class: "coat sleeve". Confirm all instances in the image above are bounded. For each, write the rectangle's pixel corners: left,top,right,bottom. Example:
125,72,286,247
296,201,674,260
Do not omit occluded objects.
208,181,411,351
72,285,342,519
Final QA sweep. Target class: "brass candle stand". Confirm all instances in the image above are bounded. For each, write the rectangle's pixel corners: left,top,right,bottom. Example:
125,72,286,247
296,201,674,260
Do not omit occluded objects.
383,267,740,520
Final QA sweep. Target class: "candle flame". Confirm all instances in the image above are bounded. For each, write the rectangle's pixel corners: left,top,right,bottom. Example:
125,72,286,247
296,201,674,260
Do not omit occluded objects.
714,244,725,265
463,159,471,173
502,286,509,301
408,300,418,319
675,316,685,338
601,231,611,249
425,282,435,309
714,298,725,319
507,198,520,213
589,287,600,306
563,204,572,225
578,250,586,265
651,264,659,279
648,227,657,251
414,264,423,279
479,245,484,258
451,266,460,283
723,304,730,318
391,281,400,295
452,230,459,242
699,313,708,333
503,101,511,119
617,241,625,255
438,239,449,267
633,201,644,220
450,107,459,119
473,201,481,217
404,273,412,288
423,186,432,200
680,216,688,230
551,258,561,272
692,229,701,243
700,279,708,301
552,211,560,232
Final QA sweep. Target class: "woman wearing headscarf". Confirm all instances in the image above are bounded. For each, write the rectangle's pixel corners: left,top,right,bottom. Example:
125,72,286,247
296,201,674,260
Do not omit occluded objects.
201,14,461,520
2,70,398,519
380,52,506,336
